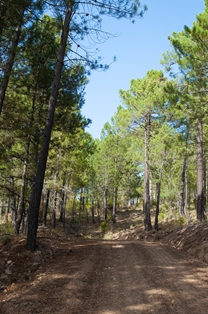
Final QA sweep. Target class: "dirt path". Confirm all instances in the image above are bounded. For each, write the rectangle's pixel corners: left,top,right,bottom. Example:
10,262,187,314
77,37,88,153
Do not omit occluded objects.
1,239,208,314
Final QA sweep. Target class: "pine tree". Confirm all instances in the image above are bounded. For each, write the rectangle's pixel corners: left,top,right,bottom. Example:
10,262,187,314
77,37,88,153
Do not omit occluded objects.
119,70,167,231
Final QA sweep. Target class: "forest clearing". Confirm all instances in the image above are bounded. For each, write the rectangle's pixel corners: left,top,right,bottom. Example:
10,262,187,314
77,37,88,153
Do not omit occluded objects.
0,208,208,314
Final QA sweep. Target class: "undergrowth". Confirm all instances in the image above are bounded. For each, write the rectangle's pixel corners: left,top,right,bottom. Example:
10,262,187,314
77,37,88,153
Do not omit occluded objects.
100,221,109,232
0,222,14,245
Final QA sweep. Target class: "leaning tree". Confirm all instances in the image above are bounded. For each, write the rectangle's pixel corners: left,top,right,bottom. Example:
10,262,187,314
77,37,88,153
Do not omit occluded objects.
26,0,147,250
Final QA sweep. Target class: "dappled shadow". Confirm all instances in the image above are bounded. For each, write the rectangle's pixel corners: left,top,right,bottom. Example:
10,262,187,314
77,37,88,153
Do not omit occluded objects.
1,240,208,313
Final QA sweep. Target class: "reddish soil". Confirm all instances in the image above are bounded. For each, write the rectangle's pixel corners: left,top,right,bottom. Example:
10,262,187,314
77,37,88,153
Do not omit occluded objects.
0,210,208,314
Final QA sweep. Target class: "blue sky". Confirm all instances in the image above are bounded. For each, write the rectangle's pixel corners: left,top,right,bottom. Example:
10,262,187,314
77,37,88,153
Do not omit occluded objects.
81,0,205,139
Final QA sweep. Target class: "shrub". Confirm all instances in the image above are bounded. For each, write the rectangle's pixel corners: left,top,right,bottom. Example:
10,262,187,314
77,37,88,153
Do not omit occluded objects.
108,214,113,221
158,211,165,222
0,235,12,246
0,222,14,246
100,221,109,232
176,216,187,226
0,221,14,235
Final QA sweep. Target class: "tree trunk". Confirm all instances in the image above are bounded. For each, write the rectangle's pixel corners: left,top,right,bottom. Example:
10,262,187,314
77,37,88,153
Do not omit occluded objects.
43,189,50,226
0,7,25,114
63,194,67,230
52,190,57,229
143,115,152,231
183,165,189,220
15,133,32,234
71,192,76,223
91,198,95,223
59,176,66,222
203,158,206,213
154,151,166,231
112,186,118,223
26,1,73,251
103,186,108,221
196,117,205,222
79,187,84,221
0,201,3,220
10,177,17,227
178,155,188,217
154,182,161,231
59,191,65,223
97,201,101,224
5,196,10,223
16,86,38,233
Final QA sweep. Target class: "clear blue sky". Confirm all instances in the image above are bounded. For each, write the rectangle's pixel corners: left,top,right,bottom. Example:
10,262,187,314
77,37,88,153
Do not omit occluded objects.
81,0,205,139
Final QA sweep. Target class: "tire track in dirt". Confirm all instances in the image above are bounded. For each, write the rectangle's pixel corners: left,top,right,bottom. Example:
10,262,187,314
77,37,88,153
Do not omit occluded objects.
130,242,208,313
1,240,208,314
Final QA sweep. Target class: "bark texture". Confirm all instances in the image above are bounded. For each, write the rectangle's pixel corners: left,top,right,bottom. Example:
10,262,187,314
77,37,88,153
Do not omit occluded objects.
196,117,205,222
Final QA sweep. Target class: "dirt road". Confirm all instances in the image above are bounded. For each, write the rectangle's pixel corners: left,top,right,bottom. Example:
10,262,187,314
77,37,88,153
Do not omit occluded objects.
1,239,208,314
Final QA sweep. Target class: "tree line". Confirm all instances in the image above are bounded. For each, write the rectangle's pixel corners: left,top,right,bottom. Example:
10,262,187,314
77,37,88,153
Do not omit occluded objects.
0,0,207,251
100,1,208,231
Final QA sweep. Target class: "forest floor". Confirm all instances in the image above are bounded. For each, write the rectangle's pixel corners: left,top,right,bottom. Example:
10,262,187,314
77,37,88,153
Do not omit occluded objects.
0,208,208,313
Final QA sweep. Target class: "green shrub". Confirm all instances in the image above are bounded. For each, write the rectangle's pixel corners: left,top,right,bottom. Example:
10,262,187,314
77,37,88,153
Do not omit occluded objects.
151,199,156,206
108,214,113,221
158,211,165,222
176,216,187,226
0,235,12,246
0,222,14,246
0,221,14,235
100,221,109,232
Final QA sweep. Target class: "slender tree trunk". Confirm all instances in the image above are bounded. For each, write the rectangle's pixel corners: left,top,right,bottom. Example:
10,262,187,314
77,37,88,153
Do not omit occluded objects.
143,115,152,231
15,133,31,234
16,87,38,233
154,182,161,231
63,193,67,230
5,197,10,223
0,7,25,114
154,151,166,231
196,117,205,222
27,2,73,251
10,177,17,227
59,176,66,222
0,200,3,220
43,189,50,226
71,192,76,223
183,165,189,220
149,178,153,208
83,188,88,224
103,186,108,221
91,198,95,223
52,190,57,229
203,158,206,213
97,200,101,224
59,191,65,223
79,187,84,221
85,201,89,224
178,155,188,217
112,186,118,223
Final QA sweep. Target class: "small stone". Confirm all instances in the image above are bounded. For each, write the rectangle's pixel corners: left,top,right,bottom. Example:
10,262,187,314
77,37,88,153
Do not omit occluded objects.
5,269,12,275
1,274,8,279
32,262,40,267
